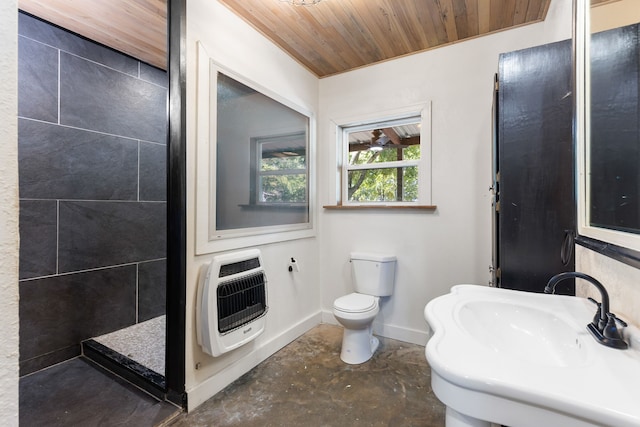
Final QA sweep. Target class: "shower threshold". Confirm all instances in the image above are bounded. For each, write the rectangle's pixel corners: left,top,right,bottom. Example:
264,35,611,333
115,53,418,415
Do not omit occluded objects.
82,315,166,400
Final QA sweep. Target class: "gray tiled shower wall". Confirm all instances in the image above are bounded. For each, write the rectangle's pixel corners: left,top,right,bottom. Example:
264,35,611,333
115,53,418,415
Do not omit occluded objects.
17,12,167,376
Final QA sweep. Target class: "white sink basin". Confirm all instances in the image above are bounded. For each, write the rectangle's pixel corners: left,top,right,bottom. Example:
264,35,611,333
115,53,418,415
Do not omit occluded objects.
425,285,640,427
457,300,588,368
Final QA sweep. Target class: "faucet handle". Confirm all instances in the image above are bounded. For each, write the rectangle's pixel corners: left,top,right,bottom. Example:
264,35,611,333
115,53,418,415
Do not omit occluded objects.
603,313,628,344
588,298,628,327
588,298,604,330
611,313,628,328
587,313,629,349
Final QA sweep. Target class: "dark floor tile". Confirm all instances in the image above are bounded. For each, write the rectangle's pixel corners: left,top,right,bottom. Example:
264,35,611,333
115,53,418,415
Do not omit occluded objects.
20,345,80,377
19,265,137,364
19,358,179,427
18,36,58,122
140,142,167,202
19,12,138,76
60,52,167,143
58,201,166,272
170,324,446,427
19,119,139,200
19,199,57,279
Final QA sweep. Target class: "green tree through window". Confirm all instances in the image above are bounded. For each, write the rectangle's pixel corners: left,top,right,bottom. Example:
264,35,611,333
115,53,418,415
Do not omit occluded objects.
257,133,307,203
344,118,422,204
348,145,420,201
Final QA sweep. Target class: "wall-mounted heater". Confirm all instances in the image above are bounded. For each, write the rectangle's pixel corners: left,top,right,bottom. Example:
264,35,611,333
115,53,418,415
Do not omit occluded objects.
197,249,268,357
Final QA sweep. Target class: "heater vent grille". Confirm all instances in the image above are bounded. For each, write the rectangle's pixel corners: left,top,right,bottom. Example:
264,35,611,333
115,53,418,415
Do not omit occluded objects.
197,248,268,356
219,257,261,277
217,271,267,334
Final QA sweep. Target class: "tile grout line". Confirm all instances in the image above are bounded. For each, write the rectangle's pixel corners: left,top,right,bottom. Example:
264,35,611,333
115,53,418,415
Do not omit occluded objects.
138,140,141,202
17,116,167,146
57,48,61,125
19,257,167,283
18,33,166,88
56,200,60,275
20,197,166,204
135,263,139,323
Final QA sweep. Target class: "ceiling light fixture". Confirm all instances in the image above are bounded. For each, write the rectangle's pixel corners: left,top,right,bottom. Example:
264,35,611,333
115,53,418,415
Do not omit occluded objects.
280,0,322,6
369,134,389,152
369,129,386,152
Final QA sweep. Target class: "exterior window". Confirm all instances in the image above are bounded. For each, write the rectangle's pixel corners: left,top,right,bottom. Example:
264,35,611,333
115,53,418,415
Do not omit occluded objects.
254,133,307,204
341,115,428,205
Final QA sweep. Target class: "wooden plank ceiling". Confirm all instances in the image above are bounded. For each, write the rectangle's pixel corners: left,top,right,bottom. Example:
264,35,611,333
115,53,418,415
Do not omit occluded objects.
17,0,576,77
18,0,168,70
220,0,553,77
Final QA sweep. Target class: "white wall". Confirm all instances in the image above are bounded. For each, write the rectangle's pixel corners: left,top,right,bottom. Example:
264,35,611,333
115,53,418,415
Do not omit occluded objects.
317,0,573,345
0,1,20,425
185,0,321,410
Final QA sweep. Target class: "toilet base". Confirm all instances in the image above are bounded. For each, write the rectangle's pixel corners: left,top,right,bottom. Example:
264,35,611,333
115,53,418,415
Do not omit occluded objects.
339,326,379,364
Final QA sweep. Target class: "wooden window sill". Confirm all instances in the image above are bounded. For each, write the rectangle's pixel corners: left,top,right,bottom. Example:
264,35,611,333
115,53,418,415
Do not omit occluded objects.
323,205,437,211
239,204,308,210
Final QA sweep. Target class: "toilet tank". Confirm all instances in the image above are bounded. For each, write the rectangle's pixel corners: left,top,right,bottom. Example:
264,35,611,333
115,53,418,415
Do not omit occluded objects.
350,252,397,296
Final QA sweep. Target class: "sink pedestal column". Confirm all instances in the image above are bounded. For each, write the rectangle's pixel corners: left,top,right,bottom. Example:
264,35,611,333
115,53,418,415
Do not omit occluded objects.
446,407,491,427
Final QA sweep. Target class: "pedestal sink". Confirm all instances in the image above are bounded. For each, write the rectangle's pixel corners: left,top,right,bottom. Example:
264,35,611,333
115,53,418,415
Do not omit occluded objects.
424,285,640,427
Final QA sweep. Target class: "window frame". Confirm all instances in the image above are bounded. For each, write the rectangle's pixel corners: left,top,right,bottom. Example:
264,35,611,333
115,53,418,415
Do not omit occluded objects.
252,132,308,206
339,106,431,207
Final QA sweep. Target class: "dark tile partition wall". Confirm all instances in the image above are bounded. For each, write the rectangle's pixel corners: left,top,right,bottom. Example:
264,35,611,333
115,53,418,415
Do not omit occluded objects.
17,12,167,376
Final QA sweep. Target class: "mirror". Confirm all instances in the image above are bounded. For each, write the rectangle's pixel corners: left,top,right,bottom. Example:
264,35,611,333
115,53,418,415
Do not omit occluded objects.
576,0,640,253
194,42,315,254
215,71,310,232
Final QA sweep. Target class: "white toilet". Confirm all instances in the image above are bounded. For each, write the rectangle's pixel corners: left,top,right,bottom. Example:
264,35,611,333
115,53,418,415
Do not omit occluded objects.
333,252,397,364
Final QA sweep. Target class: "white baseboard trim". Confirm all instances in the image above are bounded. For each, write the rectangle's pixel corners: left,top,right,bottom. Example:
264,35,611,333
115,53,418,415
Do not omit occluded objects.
320,309,429,346
186,311,321,411
321,310,339,326
373,321,429,346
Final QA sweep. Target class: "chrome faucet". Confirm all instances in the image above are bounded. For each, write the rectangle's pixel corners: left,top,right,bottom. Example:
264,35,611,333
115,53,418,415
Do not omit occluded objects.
545,272,628,350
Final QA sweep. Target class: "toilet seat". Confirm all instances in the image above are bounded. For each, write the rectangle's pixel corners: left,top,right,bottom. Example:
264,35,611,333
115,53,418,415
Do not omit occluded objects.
333,293,377,313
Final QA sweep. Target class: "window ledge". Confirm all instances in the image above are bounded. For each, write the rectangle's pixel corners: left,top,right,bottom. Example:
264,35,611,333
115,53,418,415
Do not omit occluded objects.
323,204,437,211
239,204,307,210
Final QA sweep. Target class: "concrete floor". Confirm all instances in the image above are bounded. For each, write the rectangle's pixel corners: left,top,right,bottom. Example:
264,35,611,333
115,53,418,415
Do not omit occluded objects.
170,324,446,427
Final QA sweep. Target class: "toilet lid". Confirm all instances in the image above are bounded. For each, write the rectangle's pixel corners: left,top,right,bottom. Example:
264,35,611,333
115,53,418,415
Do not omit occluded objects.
333,293,377,313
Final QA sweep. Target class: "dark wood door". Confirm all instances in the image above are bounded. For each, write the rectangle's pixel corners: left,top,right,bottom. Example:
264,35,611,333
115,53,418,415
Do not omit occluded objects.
496,39,575,294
